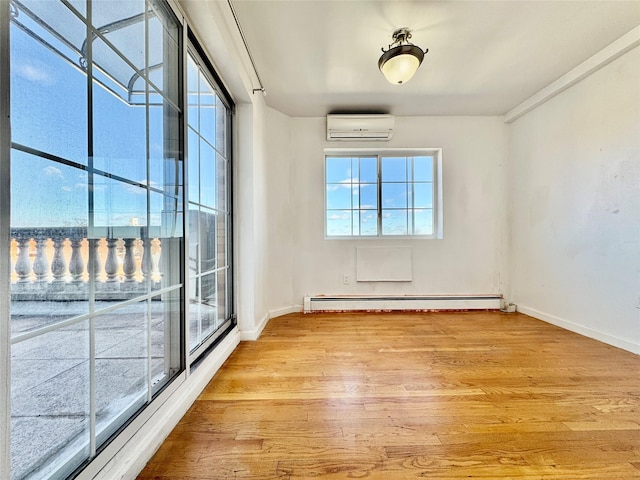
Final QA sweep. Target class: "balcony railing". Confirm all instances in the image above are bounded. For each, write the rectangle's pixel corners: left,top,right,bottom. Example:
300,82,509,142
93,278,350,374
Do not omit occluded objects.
10,227,163,301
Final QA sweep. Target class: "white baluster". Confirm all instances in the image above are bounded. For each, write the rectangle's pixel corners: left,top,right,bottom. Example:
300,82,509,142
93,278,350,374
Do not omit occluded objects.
123,238,136,283
15,237,32,283
32,237,50,282
69,237,84,283
51,238,66,283
105,238,119,283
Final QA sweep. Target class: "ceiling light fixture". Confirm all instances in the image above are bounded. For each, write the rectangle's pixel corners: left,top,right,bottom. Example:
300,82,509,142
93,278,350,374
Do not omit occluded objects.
378,28,428,85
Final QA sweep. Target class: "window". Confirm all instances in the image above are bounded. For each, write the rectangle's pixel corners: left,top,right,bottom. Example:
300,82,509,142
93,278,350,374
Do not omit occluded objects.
5,2,234,479
325,149,443,238
186,44,233,362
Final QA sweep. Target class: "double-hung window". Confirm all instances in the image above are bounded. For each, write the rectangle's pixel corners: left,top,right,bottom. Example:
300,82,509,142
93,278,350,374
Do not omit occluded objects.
325,149,443,238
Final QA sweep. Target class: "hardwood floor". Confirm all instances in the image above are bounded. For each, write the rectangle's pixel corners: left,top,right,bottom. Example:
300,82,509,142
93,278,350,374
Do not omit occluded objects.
137,311,640,479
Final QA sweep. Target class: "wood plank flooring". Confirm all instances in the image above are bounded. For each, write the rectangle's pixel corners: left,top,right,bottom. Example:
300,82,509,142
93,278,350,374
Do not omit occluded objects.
137,311,640,479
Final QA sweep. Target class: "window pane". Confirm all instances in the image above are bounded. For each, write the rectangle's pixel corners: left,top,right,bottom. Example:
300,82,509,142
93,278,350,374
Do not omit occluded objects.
9,1,185,478
11,152,88,228
93,175,148,228
382,183,408,209
10,6,88,166
360,210,378,236
188,208,199,277
215,96,228,157
200,272,217,339
358,157,376,183
326,210,352,236
326,184,352,210
188,128,200,204
381,157,407,182
413,183,433,209
216,269,228,327
187,55,199,130
200,139,216,207
359,183,377,209
413,156,433,182
414,209,434,235
216,153,228,212
200,208,217,274
382,209,408,235
326,157,351,183
93,77,147,182
11,320,91,480
95,303,148,440
149,91,180,189
199,75,216,148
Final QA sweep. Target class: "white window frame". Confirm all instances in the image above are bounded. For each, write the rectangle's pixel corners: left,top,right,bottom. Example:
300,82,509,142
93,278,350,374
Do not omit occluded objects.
324,148,443,239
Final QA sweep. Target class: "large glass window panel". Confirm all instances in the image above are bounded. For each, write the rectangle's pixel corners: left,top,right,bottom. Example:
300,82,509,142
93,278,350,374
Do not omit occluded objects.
186,48,232,361
9,2,184,479
10,6,88,166
10,320,90,480
94,303,148,439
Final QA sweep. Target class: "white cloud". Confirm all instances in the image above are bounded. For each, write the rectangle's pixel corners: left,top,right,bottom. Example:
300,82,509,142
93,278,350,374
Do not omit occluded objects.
43,166,63,179
15,61,55,86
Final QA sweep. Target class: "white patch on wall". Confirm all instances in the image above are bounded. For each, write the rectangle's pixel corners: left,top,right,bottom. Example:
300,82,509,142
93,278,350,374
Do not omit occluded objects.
356,246,412,282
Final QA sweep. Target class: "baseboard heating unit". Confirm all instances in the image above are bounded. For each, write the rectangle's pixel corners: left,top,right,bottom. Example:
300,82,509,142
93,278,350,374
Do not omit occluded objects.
303,295,503,313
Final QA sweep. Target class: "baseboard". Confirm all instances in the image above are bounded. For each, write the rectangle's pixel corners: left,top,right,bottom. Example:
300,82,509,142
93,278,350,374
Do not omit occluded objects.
517,304,640,355
239,305,301,341
87,328,241,480
240,312,269,341
269,305,301,318
303,294,502,313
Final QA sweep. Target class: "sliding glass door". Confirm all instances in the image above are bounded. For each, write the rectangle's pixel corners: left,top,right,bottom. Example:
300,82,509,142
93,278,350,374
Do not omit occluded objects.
186,44,233,362
9,1,183,478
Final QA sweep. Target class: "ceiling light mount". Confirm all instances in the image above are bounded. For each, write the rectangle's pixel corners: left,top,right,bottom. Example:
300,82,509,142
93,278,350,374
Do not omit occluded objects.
378,27,428,85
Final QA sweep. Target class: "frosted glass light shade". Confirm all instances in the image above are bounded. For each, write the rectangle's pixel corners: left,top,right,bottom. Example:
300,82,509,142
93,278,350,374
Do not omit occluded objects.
378,44,425,85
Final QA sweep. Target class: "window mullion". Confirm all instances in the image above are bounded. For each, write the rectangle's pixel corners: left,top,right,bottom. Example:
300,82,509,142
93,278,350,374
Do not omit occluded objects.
377,155,382,236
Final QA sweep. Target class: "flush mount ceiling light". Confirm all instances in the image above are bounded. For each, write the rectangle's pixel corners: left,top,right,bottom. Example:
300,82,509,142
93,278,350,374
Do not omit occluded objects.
378,27,428,85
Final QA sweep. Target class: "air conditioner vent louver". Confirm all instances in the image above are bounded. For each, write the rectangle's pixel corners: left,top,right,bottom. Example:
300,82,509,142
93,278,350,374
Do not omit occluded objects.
326,114,394,141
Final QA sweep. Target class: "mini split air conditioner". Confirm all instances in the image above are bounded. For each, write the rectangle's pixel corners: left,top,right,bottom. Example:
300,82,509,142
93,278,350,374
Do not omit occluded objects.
326,114,394,141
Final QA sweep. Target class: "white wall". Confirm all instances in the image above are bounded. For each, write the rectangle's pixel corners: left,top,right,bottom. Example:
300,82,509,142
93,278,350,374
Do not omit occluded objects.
509,46,640,353
291,116,509,304
263,107,295,314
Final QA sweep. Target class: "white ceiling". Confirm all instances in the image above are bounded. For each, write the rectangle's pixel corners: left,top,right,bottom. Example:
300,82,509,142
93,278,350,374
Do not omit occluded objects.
225,1,639,117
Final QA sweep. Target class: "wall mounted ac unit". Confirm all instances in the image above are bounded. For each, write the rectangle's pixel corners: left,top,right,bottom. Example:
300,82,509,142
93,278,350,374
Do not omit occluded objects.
326,114,394,141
